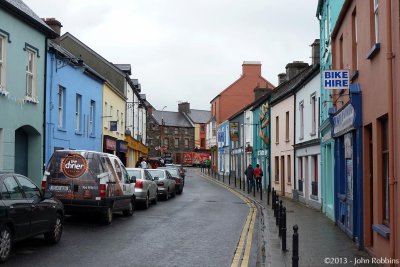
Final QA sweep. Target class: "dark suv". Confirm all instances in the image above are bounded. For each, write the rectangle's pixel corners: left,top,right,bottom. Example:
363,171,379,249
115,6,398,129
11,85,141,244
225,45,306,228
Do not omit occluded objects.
0,172,64,263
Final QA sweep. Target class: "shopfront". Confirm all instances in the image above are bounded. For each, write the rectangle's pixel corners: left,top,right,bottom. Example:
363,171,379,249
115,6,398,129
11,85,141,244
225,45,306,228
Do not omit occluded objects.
125,134,149,168
117,140,128,166
332,85,363,248
103,135,117,155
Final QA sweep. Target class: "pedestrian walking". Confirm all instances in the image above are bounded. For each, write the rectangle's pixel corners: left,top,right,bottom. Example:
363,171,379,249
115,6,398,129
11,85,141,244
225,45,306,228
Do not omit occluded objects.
244,164,254,191
254,164,263,192
140,158,148,169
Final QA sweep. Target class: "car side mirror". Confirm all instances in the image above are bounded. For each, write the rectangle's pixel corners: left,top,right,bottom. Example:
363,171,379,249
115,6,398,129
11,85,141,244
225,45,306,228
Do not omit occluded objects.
43,191,54,199
130,176,136,183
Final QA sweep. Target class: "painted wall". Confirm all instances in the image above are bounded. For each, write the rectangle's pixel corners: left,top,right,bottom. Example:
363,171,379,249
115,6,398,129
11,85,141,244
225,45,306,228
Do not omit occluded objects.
271,95,294,197
0,8,47,183
45,49,103,164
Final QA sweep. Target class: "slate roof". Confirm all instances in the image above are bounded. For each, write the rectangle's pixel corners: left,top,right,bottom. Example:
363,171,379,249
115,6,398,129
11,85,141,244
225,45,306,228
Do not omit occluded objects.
186,109,211,124
270,64,319,105
1,0,57,37
152,110,192,127
115,64,132,75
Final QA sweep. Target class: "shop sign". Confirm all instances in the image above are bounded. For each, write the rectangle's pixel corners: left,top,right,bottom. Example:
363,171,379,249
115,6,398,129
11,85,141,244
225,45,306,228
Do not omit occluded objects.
61,154,87,178
257,149,269,157
217,131,225,142
333,104,355,137
323,70,349,90
229,122,239,141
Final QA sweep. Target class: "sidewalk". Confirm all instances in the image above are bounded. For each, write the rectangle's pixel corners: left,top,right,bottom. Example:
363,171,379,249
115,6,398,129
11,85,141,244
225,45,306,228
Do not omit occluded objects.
200,169,375,267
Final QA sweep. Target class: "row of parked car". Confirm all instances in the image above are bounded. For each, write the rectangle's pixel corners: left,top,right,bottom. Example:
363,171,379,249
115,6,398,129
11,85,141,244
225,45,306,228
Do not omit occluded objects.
0,150,186,263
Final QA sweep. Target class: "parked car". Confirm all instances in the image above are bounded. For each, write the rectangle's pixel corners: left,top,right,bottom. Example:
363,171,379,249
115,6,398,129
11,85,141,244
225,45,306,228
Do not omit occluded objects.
165,164,186,185
0,172,64,263
147,169,176,200
158,167,183,194
42,150,136,224
126,168,158,209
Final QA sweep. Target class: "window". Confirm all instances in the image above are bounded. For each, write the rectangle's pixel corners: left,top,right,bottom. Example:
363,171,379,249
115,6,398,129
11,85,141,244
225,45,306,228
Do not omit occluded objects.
380,116,389,225
163,138,169,146
275,156,279,182
298,157,303,192
201,138,205,148
174,138,179,148
58,86,65,129
312,155,318,196
185,128,189,134
3,176,23,199
299,101,304,139
275,116,279,143
110,105,113,127
164,127,168,134
0,35,5,90
285,111,289,141
200,125,205,133
76,94,82,132
121,112,124,131
311,94,317,135
339,35,344,69
117,110,120,123
174,128,179,134
26,49,36,98
287,155,291,183
89,100,95,136
184,138,189,148
352,10,358,70
374,0,379,43
15,175,41,199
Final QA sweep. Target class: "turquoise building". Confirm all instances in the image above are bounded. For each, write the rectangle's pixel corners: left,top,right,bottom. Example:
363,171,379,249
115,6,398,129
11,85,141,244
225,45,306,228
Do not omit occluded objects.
252,91,273,192
0,0,56,183
316,0,344,221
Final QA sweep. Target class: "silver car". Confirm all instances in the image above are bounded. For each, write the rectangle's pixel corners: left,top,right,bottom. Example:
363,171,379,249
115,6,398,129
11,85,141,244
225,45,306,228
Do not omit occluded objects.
126,168,158,209
147,169,176,200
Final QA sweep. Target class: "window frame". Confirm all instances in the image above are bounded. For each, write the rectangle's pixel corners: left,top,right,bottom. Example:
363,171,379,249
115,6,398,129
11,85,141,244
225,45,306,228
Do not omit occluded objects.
58,86,65,129
0,34,6,90
89,100,95,136
174,137,179,148
299,101,304,139
275,116,279,144
184,138,189,149
26,48,36,99
285,111,290,142
311,93,317,136
75,94,82,133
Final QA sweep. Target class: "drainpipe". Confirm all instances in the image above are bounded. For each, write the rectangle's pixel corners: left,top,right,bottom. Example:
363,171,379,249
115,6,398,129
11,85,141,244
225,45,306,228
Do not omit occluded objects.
42,38,49,175
386,0,396,263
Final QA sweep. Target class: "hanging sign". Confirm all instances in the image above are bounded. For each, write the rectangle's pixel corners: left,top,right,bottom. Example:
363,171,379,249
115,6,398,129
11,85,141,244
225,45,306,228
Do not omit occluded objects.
323,70,350,90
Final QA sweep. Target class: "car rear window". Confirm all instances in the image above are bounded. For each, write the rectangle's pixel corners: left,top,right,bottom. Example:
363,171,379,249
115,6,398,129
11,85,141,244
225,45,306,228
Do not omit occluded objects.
147,170,165,179
127,170,142,179
167,169,179,176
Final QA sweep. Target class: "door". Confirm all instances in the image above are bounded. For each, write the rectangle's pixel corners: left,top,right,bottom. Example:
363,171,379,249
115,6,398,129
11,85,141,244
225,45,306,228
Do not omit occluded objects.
281,156,285,196
15,175,50,234
1,175,31,239
15,128,28,176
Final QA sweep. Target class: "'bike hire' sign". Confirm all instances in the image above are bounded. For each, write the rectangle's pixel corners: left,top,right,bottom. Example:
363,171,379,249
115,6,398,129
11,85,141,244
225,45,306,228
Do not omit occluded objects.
323,70,350,90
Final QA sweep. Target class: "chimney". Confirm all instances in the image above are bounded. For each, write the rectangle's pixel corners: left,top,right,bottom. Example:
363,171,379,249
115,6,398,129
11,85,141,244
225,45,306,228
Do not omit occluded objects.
178,102,190,114
311,39,320,65
278,73,287,85
242,61,262,77
254,87,272,101
43,18,62,43
285,61,309,80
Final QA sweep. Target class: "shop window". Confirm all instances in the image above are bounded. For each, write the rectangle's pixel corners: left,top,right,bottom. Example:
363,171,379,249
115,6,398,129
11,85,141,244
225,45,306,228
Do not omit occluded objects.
380,116,389,225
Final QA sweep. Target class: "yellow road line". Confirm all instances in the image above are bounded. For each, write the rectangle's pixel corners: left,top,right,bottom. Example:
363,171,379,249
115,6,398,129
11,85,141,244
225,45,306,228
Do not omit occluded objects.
198,172,257,267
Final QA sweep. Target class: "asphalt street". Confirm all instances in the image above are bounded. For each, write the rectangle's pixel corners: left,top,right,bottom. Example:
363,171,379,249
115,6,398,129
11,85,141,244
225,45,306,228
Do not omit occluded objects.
6,168,255,267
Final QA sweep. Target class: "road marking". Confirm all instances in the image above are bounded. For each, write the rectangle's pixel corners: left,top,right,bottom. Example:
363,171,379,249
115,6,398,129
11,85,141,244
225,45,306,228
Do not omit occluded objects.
198,172,257,267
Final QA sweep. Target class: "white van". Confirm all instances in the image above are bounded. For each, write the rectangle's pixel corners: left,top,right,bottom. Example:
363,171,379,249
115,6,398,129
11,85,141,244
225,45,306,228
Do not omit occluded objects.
42,150,136,224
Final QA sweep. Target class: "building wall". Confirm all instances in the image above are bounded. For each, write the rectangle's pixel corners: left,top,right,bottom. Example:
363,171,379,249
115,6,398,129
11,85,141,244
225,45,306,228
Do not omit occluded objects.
45,50,103,164
0,8,47,183
217,121,229,174
102,83,126,142
271,95,294,197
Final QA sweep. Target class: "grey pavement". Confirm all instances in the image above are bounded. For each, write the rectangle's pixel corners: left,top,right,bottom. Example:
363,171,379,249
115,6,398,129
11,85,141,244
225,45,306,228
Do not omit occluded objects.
199,169,377,267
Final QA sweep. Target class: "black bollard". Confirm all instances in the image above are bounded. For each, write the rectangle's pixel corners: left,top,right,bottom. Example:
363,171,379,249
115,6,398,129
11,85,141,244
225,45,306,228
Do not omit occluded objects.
278,200,283,237
253,181,256,197
292,225,299,267
282,207,287,252
243,178,246,192
223,172,225,183
260,182,262,201
229,173,230,185
275,196,279,223
272,189,275,210
239,176,241,189
234,173,237,187
267,185,270,205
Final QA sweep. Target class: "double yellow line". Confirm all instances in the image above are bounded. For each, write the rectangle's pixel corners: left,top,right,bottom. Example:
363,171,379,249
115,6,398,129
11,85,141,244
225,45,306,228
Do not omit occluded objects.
200,173,257,267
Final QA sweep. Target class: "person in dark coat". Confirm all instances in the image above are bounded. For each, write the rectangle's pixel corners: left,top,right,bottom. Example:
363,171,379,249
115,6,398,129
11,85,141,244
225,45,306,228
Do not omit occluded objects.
244,164,255,191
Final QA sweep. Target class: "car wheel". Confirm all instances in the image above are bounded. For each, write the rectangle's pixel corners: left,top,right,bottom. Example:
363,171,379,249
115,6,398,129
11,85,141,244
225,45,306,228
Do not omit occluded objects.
44,213,63,244
102,207,113,225
144,194,149,209
0,226,12,263
123,201,134,216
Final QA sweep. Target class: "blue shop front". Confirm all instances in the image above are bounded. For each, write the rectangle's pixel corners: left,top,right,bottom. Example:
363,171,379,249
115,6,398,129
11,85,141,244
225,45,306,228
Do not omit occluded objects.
217,121,230,175
332,84,363,249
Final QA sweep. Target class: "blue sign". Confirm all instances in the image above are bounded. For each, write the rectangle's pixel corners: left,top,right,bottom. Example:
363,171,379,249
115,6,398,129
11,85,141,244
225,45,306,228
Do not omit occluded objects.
323,70,350,90
217,131,225,142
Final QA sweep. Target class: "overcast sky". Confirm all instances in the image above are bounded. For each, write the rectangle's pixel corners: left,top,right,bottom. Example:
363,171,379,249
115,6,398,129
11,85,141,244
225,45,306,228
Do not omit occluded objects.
24,0,319,112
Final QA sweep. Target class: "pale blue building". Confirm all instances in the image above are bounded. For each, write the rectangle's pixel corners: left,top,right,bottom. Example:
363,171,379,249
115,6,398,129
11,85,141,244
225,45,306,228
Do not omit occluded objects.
316,0,345,221
45,40,104,164
0,0,56,183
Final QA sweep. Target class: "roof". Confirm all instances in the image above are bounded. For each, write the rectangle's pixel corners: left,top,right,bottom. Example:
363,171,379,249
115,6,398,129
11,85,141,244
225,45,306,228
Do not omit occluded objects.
115,64,132,75
186,109,211,124
152,110,193,127
1,0,57,38
270,64,318,105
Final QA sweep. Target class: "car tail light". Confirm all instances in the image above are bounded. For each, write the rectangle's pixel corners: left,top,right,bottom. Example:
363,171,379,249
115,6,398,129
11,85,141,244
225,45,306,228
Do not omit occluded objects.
135,180,144,189
157,182,164,186
99,184,106,199
41,181,47,191
174,178,181,184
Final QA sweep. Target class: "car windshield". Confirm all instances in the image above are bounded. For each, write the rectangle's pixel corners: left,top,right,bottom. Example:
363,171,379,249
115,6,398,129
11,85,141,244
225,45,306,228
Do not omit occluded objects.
127,169,142,179
147,170,165,179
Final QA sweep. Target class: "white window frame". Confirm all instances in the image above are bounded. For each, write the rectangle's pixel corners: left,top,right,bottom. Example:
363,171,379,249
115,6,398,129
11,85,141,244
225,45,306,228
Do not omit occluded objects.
299,101,304,140
0,35,6,91
89,100,95,136
311,93,317,136
26,49,36,99
58,86,65,129
121,112,124,131
104,102,108,129
110,105,113,128
76,94,82,132
374,0,379,43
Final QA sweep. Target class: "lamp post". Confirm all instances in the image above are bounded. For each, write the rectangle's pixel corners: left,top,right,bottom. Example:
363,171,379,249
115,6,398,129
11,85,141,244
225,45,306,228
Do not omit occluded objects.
160,106,167,157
